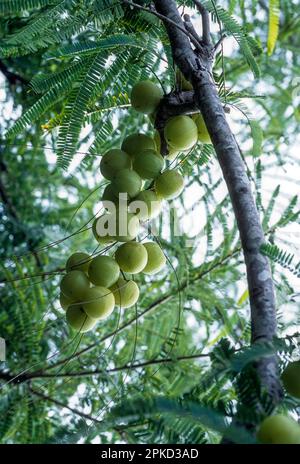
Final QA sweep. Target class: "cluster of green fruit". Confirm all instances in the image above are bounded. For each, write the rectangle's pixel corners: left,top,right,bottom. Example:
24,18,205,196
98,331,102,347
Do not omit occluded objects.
131,77,212,156
59,241,166,332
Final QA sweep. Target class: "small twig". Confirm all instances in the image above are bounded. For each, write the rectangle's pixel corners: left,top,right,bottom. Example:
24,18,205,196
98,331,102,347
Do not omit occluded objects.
193,0,211,44
122,0,203,51
214,34,226,52
183,13,201,44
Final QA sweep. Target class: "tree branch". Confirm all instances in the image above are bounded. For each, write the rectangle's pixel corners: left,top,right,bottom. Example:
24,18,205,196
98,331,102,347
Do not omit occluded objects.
193,0,211,44
153,0,282,418
22,352,212,381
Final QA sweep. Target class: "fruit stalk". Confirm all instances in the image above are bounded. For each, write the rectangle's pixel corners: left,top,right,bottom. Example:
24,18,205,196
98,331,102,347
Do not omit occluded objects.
153,0,282,408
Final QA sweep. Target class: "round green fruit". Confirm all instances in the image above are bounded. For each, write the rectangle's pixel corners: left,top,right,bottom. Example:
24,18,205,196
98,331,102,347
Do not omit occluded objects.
194,114,211,144
92,217,114,245
111,168,142,199
66,304,96,333
142,242,166,275
110,278,139,308
59,292,74,311
176,69,193,91
60,270,90,301
129,190,162,221
281,361,300,399
121,133,156,158
102,183,119,209
164,115,198,150
131,80,163,115
82,286,115,320
88,255,120,287
96,210,140,243
115,241,148,274
66,252,90,273
155,170,184,200
100,149,131,180
133,149,164,179
257,414,300,444
154,130,180,160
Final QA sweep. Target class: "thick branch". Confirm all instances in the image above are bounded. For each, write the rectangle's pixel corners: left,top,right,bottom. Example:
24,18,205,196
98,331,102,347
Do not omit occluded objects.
153,0,282,412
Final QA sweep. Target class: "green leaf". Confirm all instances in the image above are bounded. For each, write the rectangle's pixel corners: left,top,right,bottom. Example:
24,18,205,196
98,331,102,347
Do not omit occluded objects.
267,0,280,56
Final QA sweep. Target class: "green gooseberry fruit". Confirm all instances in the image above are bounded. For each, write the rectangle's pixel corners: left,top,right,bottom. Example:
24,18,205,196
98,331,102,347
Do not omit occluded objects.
82,286,115,320
110,278,140,308
142,242,166,275
133,149,165,179
59,292,74,311
92,217,114,245
155,169,184,200
281,361,300,399
96,210,140,243
66,304,96,333
60,270,90,301
100,149,131,180
154,130,179,160
66,252,90,273
164,115,198,150
121,133,156,158
88,255,120,287
129,190,162,221
194,113,212,144
102,184,119,209
257,414,300,444
130,80,163,115
115,241,148,274
111,168,142,199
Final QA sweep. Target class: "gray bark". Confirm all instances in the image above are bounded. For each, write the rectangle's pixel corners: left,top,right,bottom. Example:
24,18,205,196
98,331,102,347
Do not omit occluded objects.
153,0,282,412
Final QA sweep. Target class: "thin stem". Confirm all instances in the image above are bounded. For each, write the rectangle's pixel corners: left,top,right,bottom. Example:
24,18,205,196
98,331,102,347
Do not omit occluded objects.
193,0,211,44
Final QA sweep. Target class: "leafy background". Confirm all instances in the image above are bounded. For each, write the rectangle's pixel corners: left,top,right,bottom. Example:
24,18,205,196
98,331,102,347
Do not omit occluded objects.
0,0,300,444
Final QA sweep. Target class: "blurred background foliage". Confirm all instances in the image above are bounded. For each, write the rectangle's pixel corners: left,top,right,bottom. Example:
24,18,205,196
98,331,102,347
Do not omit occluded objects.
0,0,299,444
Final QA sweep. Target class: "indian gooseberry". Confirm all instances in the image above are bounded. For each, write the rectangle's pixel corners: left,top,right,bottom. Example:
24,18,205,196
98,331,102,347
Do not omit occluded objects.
96,211,140,242
142,242,166,275
133,149,164,179
110,278,139,308
88,255,120,287
121,133,156,158
129,190,162,221
281,361,300,399
194,114,211,144
154,130,179,160
100,149,131,180
66,252,90,273
164,115,198,150
155,169,184,200
82,286,115,320
60,292,74,311
115,241,148,274
257,414,300,444
102,184,119,209
66,304,96,333
60,270,90,301
92,217,114,245
111,168,142,199
131,80,163,115
176,69,193,91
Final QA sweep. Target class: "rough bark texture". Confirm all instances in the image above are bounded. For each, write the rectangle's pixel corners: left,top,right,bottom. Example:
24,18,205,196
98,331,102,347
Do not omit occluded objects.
153,0,282,411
